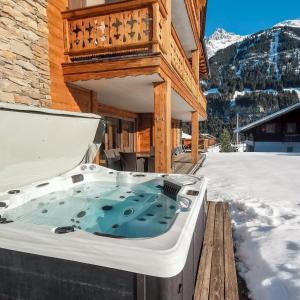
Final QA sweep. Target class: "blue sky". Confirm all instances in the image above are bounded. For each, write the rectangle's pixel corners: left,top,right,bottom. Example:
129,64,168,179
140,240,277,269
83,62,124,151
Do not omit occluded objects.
206,0,300,36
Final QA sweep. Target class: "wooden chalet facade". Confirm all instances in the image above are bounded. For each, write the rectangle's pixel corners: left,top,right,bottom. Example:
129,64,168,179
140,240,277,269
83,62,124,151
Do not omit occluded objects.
237,102,300,153
47,0,209,173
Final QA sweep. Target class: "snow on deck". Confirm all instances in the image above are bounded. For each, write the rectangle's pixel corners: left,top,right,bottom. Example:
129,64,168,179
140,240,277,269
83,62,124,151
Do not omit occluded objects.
197,153,300,300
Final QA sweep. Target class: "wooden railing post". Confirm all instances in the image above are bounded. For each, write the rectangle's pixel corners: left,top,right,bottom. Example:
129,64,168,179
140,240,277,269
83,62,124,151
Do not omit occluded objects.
154,78,172,173
192,49,200,83
191,111,199,163
152,2,161,53
165,0,172,63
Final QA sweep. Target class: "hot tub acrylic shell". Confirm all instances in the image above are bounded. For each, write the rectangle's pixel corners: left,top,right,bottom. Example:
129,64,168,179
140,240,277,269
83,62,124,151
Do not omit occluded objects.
0,165,207,300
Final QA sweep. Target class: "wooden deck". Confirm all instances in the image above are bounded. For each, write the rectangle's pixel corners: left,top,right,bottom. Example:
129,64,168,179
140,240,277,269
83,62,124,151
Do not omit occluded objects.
173,152,206,174
194,202,239,300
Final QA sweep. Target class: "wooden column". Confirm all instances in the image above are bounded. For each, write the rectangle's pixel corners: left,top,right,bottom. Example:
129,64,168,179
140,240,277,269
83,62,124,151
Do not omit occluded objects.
154,79,172,173
191,111,199,163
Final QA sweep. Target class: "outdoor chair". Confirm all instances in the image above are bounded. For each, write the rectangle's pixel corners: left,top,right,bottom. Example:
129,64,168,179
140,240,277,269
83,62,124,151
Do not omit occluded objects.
122,147,131,153
104,149,115,159
120,152,145,172
113,148,121,158
104,149,121,171
106,157,122,171
147,156,155,172
150,146,155,156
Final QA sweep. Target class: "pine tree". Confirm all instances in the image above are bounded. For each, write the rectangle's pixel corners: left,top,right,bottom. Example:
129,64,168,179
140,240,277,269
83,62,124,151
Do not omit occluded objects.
220,129,233,152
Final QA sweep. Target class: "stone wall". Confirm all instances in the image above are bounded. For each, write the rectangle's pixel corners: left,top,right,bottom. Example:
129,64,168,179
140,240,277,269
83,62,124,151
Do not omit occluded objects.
0,0,51,107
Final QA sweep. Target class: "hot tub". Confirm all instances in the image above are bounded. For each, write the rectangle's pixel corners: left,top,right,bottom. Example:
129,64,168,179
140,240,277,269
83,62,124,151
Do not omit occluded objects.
0,103,207,300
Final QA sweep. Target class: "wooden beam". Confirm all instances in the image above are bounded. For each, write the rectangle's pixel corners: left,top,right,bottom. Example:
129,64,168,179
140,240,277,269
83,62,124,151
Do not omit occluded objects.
192,49,200,83
95,102,138,120
154,78,172,173
191,111,199,163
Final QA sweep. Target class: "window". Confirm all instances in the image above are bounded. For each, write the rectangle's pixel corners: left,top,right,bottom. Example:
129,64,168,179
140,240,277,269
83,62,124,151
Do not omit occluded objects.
261,123,276,133
286,123,297,134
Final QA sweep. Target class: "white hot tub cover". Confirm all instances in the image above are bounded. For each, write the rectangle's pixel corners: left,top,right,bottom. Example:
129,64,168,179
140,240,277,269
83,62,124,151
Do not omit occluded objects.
0,102,104,192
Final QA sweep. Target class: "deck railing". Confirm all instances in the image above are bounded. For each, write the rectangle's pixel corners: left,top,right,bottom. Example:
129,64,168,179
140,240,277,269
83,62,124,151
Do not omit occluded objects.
62,0,206,111
62,1,167,59
170,27,199,100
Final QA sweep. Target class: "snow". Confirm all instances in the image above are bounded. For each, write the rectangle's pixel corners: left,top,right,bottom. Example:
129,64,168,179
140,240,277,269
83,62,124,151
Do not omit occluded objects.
197,153,300,300
204,88,221,96
274,19,300,29
182,132,191,139
284,88,300,98
205,28,245,59
269,30,281,80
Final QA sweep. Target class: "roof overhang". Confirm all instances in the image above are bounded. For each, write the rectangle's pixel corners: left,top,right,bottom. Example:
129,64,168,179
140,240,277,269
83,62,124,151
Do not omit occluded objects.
235,102,300,133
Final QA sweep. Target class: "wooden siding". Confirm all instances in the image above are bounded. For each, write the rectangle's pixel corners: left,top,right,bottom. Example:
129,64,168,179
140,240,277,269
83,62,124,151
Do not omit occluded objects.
136,113,154,153
245,108,300,143
48,0,92,112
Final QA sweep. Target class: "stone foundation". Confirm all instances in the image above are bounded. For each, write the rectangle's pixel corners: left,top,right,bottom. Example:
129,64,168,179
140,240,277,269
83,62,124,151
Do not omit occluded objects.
0,0,51,107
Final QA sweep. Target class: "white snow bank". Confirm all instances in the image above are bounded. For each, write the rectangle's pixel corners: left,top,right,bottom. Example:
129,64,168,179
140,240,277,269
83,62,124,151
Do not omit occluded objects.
197,153,300,300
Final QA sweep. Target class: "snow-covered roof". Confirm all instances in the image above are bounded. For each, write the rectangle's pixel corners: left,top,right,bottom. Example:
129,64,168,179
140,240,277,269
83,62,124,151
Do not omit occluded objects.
182,132,192,139
200,133,216,139
235,102,300,133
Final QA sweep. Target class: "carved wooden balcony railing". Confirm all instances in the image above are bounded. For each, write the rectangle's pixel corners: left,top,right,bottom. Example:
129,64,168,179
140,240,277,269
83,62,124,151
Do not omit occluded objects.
62,1,168,59
170,28,199,100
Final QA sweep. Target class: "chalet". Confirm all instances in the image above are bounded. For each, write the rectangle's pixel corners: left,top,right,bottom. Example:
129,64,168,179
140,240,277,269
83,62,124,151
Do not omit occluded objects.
61,0,209,173
236,102,300,153
0,0,208,174
0,3,242,299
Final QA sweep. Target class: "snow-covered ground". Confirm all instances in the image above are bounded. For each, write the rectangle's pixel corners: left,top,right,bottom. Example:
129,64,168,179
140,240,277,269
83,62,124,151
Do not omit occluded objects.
197,153,300,300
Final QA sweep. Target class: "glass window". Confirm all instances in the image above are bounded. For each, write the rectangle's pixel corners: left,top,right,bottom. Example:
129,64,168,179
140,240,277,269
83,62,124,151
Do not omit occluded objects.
106,117,120,149
262,123,276,133
286,123,296,134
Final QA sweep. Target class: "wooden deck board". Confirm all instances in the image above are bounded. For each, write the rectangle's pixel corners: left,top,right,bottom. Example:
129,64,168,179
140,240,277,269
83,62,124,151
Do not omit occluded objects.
194,202,239,300
173,152,205,174
224,203,239,300
209,203,225,300
194,202,216,300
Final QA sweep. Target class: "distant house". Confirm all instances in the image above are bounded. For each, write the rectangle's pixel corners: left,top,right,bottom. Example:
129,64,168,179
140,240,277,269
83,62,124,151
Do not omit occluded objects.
236,102,300,152
182,132,217,151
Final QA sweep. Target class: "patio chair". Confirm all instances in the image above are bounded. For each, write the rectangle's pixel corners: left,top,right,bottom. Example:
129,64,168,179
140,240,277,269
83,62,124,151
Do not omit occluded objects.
150,146,155,156
104,149,121,171
147,156,155,172
122,147,131,153
113,148,121,158
120,152,145,172
104,149,115,159
106,157,122,171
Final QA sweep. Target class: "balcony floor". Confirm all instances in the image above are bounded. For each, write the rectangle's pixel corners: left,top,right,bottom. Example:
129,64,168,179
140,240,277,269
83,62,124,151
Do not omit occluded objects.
173,152,206,174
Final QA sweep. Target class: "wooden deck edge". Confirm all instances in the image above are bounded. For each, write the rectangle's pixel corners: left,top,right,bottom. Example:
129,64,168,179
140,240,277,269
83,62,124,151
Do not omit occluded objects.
193,202,239,300
188,154,207,175
224,203,239,300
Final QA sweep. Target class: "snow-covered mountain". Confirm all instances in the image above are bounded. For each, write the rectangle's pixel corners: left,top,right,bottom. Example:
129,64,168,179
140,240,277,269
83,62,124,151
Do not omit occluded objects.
205,28,244,58
203,19,300,138
274,18,300,29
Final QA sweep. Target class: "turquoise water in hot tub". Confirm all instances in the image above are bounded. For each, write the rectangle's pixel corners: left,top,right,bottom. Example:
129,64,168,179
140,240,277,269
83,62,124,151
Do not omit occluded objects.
3,180,178,238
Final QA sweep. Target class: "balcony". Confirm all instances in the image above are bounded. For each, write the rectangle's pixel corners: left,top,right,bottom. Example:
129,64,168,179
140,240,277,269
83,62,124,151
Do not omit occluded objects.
62,0,207,116
63,1,168,60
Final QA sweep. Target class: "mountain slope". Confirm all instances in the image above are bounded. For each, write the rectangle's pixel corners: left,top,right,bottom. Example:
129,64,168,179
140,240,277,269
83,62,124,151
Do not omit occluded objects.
202,20,300,137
